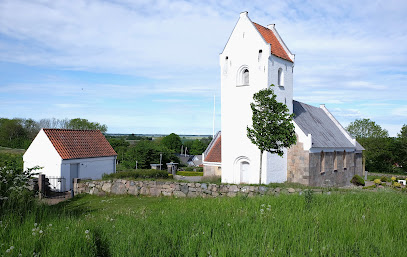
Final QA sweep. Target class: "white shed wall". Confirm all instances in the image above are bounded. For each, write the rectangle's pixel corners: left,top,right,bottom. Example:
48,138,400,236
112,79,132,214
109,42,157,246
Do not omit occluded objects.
23,129,62,177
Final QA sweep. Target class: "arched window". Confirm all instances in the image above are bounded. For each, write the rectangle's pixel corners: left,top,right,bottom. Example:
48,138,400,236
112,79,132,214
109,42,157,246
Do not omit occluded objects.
278,68,284,86
237,66,249,86
243,69,249,85
320,151,325,173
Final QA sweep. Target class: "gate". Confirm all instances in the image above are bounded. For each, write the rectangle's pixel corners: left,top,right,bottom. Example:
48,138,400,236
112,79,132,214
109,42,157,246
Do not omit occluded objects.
44,176,68,199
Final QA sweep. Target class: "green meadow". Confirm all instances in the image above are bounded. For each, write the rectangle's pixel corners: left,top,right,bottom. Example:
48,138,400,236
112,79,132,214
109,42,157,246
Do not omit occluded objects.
1,191,407,256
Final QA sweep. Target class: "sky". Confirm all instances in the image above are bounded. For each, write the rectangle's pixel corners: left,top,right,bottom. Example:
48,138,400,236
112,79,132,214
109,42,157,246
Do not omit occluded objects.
0,0,406,136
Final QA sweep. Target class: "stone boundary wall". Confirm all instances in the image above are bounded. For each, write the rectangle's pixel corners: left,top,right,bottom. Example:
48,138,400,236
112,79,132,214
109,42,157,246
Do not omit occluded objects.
74,179,332,198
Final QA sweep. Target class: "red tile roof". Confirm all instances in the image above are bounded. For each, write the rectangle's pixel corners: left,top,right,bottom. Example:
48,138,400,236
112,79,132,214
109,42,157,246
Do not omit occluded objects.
253,22,293,63
43,129,117,160
205,135,221,163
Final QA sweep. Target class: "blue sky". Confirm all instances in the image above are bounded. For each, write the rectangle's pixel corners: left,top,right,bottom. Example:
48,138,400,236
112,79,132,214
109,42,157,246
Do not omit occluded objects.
0,0,406,136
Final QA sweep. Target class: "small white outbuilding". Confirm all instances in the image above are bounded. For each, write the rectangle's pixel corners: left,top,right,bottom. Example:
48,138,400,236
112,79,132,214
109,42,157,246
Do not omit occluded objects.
23,129,117,191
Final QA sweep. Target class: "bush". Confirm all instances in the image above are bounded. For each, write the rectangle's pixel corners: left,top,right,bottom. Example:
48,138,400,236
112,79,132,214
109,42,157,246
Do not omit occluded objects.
393,182,401,188
350,175,365,186
176,171,203,176
183,167,203,172
363,185,376,190
102,169,169,180
374,179,381,185
380,176,389,182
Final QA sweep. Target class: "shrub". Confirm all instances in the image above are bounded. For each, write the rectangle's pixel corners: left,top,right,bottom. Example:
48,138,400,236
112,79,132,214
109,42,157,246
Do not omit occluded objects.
363,185,376,190
374,179,381,185
183,167,203,172
393,182,401,188
391,176,396,181
350,175,365,186
176,171,203,176
380,176,389,182
102,169,169,180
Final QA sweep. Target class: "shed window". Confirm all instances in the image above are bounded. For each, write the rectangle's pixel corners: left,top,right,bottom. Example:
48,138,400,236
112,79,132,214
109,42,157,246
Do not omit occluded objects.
334,151,338,171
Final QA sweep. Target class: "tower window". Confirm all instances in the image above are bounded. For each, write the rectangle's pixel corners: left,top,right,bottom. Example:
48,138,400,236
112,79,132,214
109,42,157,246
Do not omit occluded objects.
243,69,249,85
237,66,250,86
258,50,262,62
278,68,284,86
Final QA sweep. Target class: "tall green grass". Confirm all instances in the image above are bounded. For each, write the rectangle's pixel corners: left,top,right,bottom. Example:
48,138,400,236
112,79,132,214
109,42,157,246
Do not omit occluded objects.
1,191,407,256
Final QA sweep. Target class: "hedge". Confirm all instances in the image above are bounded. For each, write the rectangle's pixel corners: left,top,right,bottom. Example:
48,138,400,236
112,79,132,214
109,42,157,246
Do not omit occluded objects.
102,169,169,180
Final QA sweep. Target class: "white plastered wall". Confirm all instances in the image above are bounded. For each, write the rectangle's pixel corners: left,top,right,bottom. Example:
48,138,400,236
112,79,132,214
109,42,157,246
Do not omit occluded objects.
220,12,294,184
23,129,62,177
61,156,116,190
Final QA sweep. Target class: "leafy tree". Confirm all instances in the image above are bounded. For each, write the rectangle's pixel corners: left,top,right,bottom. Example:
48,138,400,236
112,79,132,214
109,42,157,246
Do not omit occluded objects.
0,118,29,149
123,140,179,169
190,139,207,155
395,124,407,172
108,138,130,164
66,118,107,133
247,86,296,184
346,119,393,173
346,118,389,138
161,133,182,152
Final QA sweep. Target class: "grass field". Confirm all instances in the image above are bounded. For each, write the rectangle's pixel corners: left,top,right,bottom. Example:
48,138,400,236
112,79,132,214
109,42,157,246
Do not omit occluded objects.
0,146,25,154
1,191,407,256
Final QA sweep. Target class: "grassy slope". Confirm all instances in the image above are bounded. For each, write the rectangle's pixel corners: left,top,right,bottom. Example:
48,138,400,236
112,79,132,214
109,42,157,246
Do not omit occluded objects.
1,192,407,256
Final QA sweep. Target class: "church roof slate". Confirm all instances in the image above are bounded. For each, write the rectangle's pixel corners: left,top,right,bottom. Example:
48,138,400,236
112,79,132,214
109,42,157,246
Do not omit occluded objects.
43,129,117,160
293,101,362,149
253,22,293,63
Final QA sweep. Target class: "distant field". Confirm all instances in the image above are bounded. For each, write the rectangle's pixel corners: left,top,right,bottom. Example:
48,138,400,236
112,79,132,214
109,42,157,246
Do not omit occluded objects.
0,146,25,154
1,191,407,256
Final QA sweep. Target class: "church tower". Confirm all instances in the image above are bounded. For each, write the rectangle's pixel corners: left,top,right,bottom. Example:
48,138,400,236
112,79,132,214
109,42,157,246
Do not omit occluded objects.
220,11,295,184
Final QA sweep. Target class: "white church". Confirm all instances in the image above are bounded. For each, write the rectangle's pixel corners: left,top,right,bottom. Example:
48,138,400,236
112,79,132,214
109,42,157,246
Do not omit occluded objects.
203,12,364,187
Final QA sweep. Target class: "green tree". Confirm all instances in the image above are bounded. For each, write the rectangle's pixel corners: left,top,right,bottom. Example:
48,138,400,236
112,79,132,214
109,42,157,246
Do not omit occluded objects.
346,119,393,173
395,124,407,172
108,138,130,164
346,118,389,138
247,86,296,184
161,133,182,152
0,118,29,149
190,139,207,155
66,118,107,133
123,140,179,169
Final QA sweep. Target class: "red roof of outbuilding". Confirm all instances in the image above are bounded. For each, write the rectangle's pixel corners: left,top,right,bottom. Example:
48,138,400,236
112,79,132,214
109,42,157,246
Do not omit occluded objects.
43,129,117,160
253,22,293,63
204,135,221,163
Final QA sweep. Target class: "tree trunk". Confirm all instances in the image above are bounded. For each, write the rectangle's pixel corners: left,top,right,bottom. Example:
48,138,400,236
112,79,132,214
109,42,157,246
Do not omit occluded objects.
259,150,263,185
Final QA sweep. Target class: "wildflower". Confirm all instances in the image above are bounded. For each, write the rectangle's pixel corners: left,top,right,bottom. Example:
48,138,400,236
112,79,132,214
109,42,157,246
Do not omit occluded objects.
32,228,36,232
227,223,231,227
261,204,265,207
34,223,38,227
39,230,43,234
48,224,52,227
85,230,89,234
6,249,10,253
32,232,36,236
260,209,264,213
362,215,365,220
